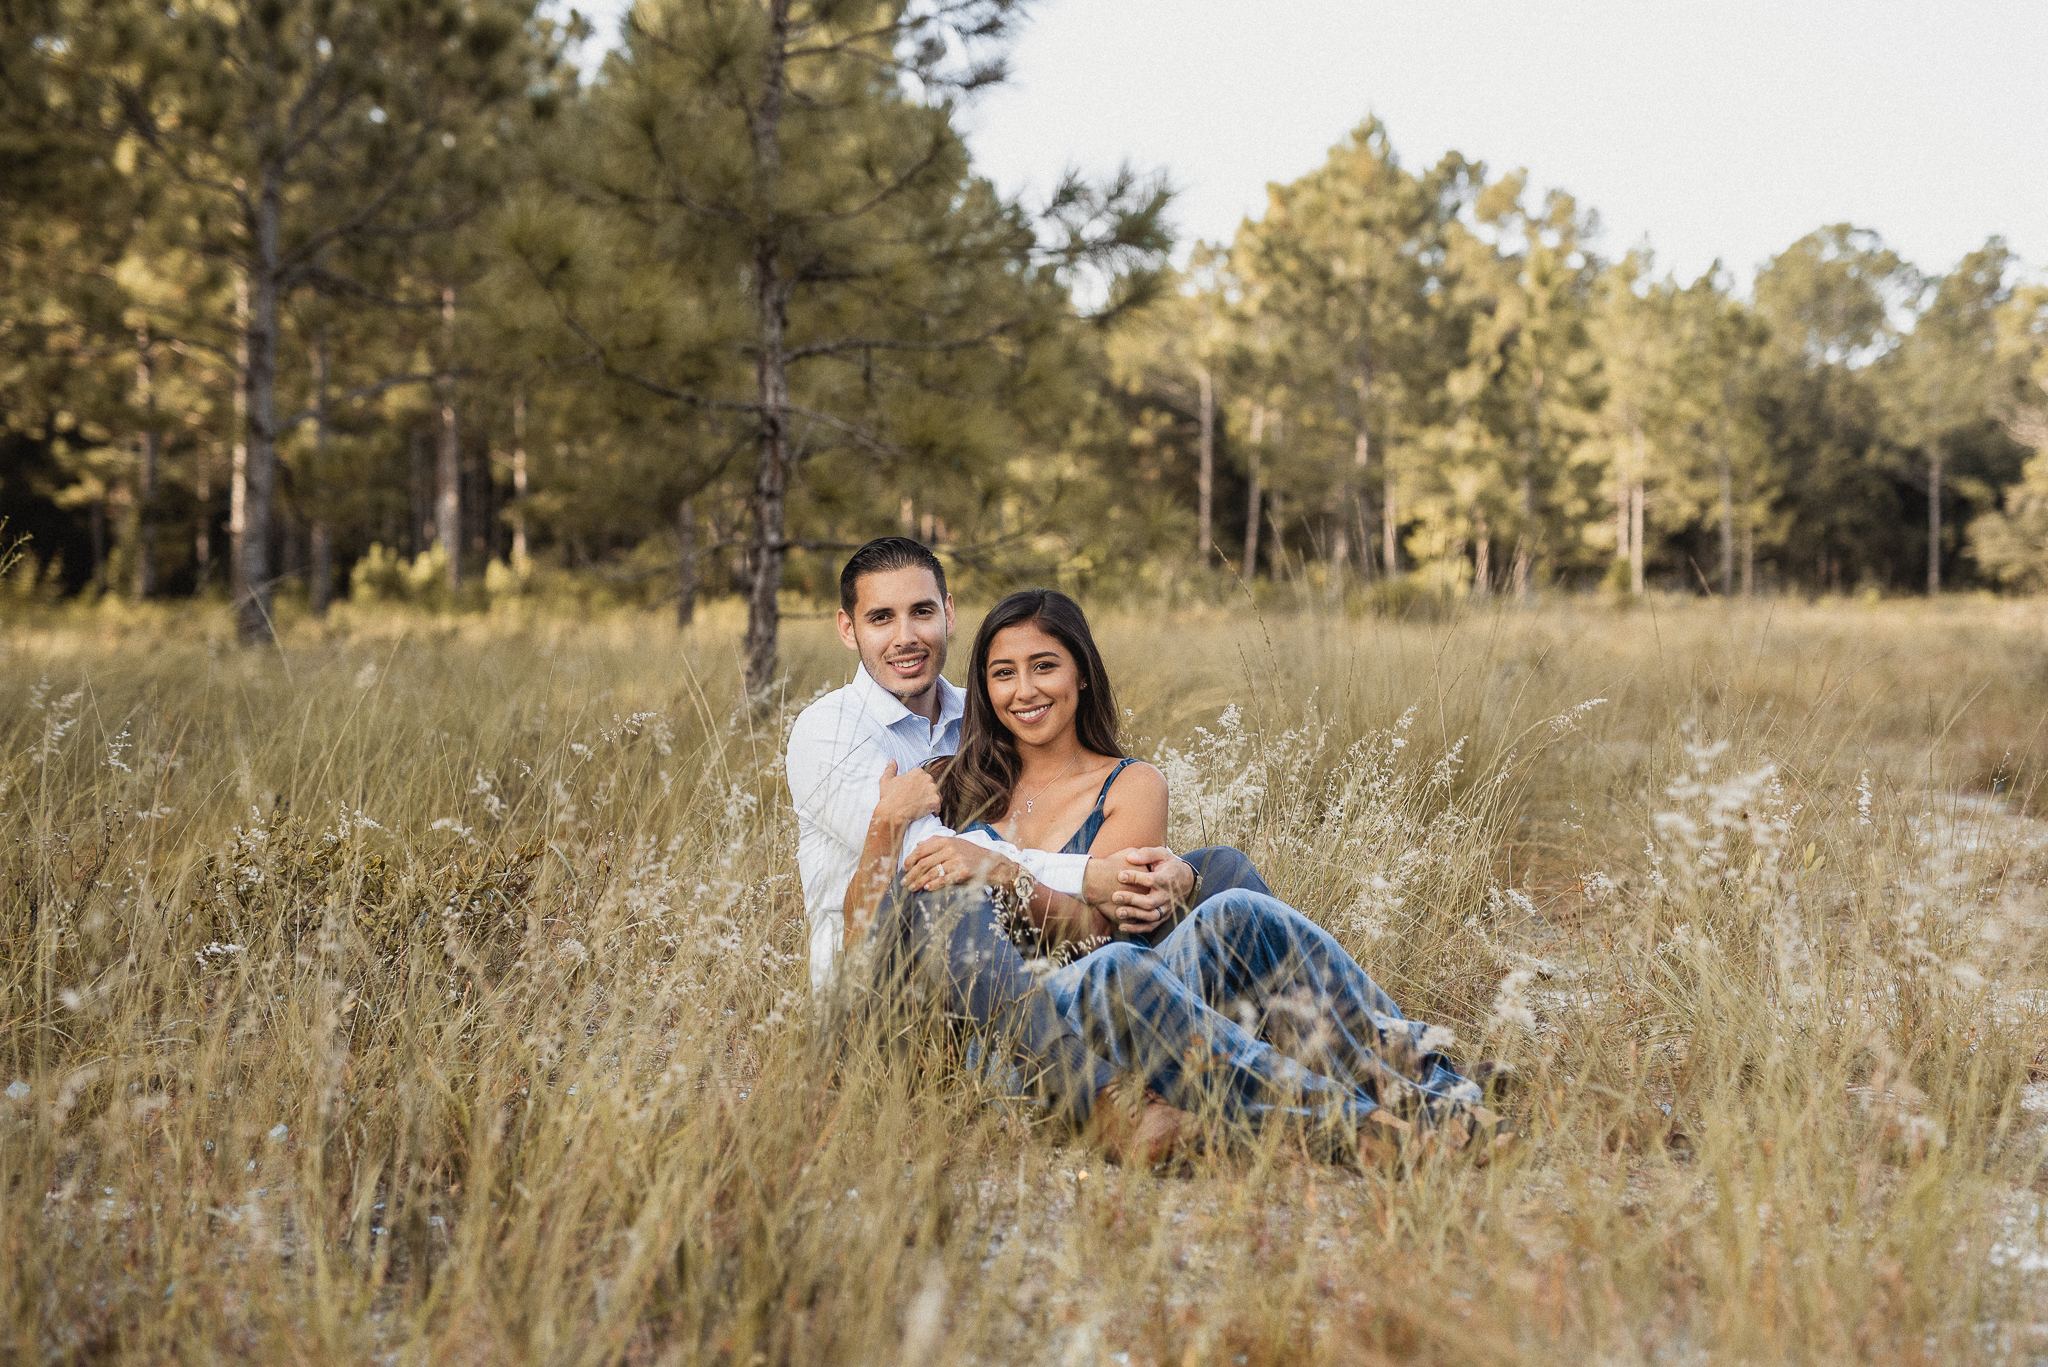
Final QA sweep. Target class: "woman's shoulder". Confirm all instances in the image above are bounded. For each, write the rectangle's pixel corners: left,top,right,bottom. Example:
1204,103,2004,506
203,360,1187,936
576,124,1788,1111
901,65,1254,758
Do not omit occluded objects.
1099,757,1165,803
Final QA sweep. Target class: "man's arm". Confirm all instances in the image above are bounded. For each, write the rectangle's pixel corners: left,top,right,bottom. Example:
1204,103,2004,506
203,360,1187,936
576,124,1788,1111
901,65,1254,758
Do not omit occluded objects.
786,707,895,855
841,762,940,949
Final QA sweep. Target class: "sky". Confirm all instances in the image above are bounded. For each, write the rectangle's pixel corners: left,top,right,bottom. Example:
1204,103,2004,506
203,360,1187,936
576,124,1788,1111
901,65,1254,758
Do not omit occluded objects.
562,0,2048,293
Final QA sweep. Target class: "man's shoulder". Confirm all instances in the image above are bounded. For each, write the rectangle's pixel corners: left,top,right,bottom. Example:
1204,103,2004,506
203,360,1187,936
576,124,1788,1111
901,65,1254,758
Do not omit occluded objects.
787,677,884,779
789,677,866,741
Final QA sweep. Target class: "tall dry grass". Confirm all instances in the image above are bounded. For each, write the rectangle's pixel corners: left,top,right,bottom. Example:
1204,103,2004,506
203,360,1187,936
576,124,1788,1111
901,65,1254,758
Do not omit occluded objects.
6,593,2048,1363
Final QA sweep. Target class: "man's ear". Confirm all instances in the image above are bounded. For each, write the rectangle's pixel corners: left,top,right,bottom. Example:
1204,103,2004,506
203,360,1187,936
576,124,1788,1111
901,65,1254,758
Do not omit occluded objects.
835,608,859,652
942,593,956,636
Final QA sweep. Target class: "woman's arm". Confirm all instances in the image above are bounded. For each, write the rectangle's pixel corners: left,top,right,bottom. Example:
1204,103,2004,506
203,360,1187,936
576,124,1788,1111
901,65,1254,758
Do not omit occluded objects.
1031,762,1172,944
841,761,938,951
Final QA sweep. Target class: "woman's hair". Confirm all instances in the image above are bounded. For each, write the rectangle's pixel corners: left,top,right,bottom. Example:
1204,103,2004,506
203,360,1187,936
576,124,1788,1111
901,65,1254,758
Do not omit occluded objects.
935,589,1124,831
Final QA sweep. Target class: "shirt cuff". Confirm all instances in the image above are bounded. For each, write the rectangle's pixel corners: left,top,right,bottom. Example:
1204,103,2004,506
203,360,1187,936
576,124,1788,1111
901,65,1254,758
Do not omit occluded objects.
897,821,1089,897
1016,849,1087,896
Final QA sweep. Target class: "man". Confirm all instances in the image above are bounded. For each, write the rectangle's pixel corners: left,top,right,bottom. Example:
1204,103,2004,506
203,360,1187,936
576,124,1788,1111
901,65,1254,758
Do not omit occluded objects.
787,537,1190,1156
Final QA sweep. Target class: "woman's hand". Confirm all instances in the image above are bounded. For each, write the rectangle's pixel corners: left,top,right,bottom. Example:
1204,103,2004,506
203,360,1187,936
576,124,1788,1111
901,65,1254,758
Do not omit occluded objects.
903,835,1018,892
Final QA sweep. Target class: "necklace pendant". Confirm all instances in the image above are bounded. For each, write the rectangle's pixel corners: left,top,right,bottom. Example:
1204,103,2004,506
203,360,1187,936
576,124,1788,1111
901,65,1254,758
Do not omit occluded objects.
1025,799,1034,812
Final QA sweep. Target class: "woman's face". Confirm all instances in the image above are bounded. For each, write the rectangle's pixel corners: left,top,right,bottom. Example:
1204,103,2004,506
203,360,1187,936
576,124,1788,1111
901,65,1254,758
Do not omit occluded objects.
984,621,1083,748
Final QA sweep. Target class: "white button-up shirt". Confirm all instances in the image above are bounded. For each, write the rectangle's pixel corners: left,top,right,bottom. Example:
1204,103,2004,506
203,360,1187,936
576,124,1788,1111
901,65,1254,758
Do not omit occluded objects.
787,664,1089,993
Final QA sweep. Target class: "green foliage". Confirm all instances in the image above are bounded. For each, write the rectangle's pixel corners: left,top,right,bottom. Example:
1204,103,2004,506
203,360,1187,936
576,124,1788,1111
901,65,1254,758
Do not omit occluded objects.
3,7,2045,649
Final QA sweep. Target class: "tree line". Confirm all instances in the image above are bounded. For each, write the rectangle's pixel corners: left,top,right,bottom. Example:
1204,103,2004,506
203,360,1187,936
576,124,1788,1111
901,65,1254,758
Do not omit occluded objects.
5,0,2048,695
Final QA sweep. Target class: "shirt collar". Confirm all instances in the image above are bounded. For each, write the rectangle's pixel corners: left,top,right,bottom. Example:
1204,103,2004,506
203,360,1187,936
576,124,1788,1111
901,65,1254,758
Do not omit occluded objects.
853,661,963,739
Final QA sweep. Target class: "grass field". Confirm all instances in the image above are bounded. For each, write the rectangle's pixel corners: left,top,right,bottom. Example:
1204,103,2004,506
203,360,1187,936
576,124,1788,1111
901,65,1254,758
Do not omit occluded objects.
7,592,2048,1364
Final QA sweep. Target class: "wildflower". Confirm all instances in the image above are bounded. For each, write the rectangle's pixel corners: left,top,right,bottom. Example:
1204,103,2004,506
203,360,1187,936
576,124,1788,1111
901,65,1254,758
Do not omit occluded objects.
557,939,589,965
1548,697,1610,734
5,1081,28,1101
1856,769,1874,826
104,728,132,772
1419,1024,1459,1053
1488,969,1538,1032
1430,736,1469,790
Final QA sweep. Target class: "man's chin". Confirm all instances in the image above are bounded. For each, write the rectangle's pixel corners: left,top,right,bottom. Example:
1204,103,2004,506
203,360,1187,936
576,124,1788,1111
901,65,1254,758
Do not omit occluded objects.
869,660,940,702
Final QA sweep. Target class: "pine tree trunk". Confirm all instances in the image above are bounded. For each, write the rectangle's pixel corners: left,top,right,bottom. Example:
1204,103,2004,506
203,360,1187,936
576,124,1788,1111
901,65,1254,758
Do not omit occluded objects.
1382,478,1397,576
1350,429,1370,582
438,285,461,591
1196,365,1213,562
1742,525,1754,597
1514,370,1542,599
310,523,331,615
309,334,332,617
1474,513,1491,595
230,274,249,618
1718,443,1734,597
677,497,697,628
237,168,281,646
195,443,213,589
511,390,529,564
89,499,106,589
742,0,793,704
134,327,158,600
1243,405,1264,578
1629,480,1645,596
1613,485,1628,581
1927,439,1943,595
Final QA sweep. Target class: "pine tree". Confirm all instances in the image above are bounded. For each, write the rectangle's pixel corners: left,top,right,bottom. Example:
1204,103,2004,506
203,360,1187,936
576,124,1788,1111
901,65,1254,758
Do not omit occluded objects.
69,0,555,640
510,0,1163,699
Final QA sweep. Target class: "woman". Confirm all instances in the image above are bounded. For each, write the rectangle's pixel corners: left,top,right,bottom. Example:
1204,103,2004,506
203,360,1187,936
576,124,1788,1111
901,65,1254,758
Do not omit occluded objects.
905,590,1502,1154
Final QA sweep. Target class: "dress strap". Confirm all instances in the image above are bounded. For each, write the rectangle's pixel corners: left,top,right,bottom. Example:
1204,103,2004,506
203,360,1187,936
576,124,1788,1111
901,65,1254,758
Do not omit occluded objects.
1093,756,1139,806
1058,757,1141,857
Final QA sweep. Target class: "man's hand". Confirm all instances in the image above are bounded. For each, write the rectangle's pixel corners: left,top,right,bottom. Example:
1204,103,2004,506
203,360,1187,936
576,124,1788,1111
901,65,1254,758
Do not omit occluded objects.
904,835,1018,892
1081,846,1196,934
874,759,941,828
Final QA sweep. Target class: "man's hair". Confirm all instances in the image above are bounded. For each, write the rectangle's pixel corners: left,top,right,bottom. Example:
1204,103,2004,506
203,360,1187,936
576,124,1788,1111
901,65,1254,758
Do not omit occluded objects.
839,536,947,613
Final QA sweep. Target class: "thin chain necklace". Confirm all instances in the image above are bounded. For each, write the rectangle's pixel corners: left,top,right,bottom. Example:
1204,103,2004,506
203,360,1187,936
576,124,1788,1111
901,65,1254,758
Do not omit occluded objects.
1012,751,1081,821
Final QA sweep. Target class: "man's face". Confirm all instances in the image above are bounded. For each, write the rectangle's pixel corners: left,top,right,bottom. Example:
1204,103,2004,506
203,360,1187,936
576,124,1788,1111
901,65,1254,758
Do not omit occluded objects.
837,565,954,704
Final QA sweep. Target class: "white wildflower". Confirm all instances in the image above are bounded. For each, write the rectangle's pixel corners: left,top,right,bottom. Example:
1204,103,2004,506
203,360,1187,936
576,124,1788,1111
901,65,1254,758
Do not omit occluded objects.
1856,769,1874,827
1488,969,1538,1032
104,728,132,773
4,1081,28,1101
1429,736,1469,790
723,784,760,824
1548,697,1610,734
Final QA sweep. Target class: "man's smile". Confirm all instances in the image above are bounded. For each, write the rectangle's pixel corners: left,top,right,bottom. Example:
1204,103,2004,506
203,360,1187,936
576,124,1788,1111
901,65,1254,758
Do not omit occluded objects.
886,650,930,677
